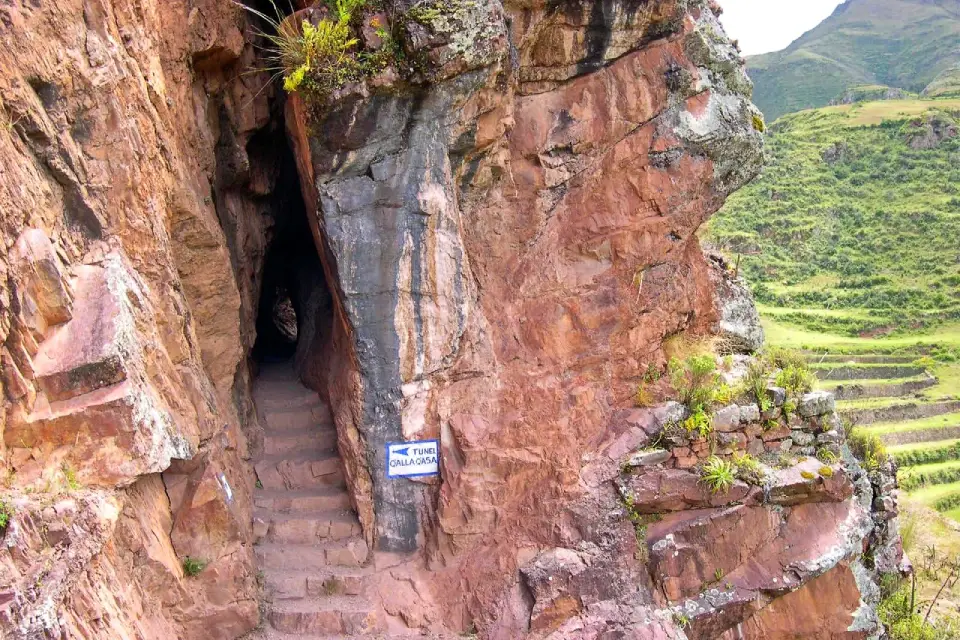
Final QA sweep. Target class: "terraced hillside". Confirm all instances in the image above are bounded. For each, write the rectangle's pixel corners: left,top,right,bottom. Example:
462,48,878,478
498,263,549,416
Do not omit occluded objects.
708,100,960,340
805,345,960,527
776,319,960,628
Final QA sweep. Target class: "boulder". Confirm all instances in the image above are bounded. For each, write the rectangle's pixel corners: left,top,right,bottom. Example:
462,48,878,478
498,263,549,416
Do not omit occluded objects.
712,405,742,432
706,252,765,353
798,391,836,418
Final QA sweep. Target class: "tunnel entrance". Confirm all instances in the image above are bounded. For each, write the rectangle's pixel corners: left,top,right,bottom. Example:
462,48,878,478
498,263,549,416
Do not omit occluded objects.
248,123,333,373
242,77,373,637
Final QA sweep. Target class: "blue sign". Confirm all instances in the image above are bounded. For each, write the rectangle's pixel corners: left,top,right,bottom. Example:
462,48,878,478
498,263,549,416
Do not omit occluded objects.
386,439,439,478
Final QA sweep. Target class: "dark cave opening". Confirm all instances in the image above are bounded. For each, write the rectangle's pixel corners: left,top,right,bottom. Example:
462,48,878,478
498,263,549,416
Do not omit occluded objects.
248,112,333,373
242,0,337,370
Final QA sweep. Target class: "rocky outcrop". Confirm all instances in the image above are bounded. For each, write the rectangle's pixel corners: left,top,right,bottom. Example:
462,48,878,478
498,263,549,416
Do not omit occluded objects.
0,0,905,638
274,0,905,636
0,0,271,635
706,251,765,353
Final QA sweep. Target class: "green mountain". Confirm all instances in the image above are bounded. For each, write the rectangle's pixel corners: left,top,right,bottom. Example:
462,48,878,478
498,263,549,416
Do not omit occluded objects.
746,0,960,121
706,97,960,337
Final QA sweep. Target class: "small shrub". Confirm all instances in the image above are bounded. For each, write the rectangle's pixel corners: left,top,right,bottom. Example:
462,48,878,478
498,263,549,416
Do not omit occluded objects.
242,0,380,101
775,365,816,397
182,556,208,577
62,464,81,491
643,365,662,383
775,453,795,469
765,347,807,371
764,419,779,431
848,430,888,471
740,359,772,409
683,409,713,438
817,447,840,464
669,355,720,413
712,383,735,405
781,399,797,419
733,453,767,486
635,384,656,408
323,577,344,595
752,113,765,133
700,456,736,494
0,500,12,532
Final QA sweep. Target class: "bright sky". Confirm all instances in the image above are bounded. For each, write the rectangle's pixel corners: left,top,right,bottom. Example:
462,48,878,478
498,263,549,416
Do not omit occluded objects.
718,0,847,56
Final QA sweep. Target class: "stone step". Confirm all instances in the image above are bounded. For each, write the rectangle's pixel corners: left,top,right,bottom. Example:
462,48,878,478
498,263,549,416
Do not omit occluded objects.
255,390,325,411
267,597,379,636
255,451,345,490
255,509,362,544
264,567,370,600
263,426,338,456
256,539,370,570
254,487,353,513
262,405,333,431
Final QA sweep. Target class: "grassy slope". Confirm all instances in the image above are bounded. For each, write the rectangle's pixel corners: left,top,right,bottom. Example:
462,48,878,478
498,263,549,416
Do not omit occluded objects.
861,412,960,436
707,100,960,339
746,0,960,120
889,438,960,454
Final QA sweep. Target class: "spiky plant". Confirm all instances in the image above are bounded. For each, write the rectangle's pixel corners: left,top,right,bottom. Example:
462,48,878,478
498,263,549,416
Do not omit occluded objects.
700,456,736,494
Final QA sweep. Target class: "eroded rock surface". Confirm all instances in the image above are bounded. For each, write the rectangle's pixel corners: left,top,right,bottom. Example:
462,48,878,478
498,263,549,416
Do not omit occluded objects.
277,0,901,637
0,0,268,635
0,0,905,639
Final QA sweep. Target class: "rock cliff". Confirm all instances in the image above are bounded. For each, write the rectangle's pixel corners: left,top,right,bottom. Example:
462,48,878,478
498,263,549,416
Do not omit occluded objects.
0,0,903,638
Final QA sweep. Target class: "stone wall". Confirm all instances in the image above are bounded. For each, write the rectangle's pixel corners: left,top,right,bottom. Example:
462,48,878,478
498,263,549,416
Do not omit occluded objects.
531,380,906,639
0,0,276,635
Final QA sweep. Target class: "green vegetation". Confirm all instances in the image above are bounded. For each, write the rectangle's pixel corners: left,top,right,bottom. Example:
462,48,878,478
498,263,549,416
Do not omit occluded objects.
933,493,960,513
862,413,960,437
893,441,960,467
709,101,960,339
700,456,736,494
244,0,404,103
775,364,815,397
900,460,960,492
924,64,960,99
848,430,888,471
61,464,80,491
879,577,960,640
0,499,12,532
668,353,721,437
746,0,960,120
182,556,208,577
732,453,767,486
817,447,839,464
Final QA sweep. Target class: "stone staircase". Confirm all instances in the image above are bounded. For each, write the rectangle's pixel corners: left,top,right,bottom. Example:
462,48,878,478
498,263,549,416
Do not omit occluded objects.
252,363,378,638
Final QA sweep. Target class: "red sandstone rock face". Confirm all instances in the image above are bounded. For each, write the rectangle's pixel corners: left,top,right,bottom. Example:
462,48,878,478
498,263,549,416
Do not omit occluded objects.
281,0,786,636
0,0,269,635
